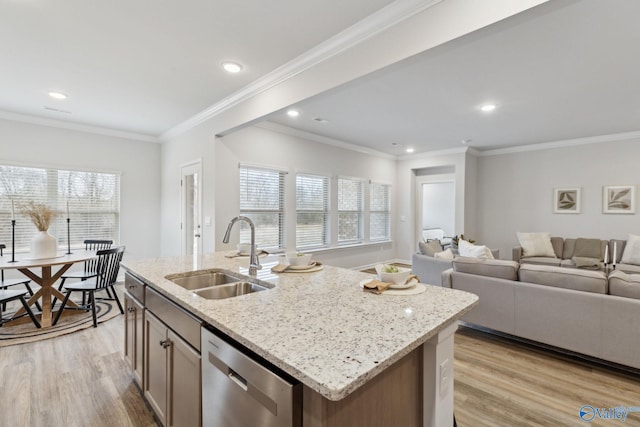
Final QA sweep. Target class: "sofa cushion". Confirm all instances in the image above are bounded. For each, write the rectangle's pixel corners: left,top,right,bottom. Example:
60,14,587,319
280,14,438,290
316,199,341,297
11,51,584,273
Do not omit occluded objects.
570,238,604,259
608,270,640,299
458,239,494,259
615,263,640,274
521,257,562,267
418,239,442,257
434,248,454,260
518,264,608,294
452,257,519,280
620,234,640,266
517,232,557,258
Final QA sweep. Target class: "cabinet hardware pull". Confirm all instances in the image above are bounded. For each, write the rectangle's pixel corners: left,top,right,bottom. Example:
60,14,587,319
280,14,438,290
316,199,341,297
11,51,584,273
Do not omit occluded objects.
127,307,135,313
160,339,172,349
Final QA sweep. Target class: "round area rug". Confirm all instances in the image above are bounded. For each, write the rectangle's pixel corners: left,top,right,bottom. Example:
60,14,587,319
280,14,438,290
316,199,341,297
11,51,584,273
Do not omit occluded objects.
0,300,121,347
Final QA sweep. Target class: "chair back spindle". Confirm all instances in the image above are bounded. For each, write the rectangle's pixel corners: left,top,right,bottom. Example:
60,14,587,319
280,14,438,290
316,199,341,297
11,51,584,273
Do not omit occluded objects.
83,240,113,274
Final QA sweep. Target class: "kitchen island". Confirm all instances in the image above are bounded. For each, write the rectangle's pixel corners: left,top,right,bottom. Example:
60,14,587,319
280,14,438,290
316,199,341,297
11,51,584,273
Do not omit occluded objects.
121,252,478,427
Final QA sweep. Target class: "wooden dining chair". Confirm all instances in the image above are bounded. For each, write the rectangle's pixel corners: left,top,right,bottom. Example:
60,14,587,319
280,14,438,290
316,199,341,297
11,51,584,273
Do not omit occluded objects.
0,244,41,312
53,239,113,307
53,246,125,328
0,289,41,328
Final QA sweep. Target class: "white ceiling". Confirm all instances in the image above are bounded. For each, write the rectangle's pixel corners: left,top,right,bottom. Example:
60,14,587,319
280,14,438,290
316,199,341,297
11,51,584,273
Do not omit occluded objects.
0,0,394,137
3,1,640,156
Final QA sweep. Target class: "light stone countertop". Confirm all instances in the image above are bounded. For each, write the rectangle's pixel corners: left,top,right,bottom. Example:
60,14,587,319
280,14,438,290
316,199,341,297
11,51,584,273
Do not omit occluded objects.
121,252,479,401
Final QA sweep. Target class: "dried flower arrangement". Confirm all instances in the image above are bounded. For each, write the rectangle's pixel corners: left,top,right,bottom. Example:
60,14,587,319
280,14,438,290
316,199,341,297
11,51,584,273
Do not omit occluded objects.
20,201,58,232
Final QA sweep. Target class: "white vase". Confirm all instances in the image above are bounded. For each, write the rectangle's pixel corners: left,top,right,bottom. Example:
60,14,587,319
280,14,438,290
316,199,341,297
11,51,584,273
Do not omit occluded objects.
30,231,58,259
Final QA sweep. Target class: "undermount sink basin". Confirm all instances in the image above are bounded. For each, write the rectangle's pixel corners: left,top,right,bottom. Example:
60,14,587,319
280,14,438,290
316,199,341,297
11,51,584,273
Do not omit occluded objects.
166,269,243,290
193,282,269,299
166,268,274,300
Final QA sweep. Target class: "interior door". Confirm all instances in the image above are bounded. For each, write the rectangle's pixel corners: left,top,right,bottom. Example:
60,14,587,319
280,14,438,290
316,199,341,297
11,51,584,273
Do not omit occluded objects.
181,161,202,256
415,175,455,244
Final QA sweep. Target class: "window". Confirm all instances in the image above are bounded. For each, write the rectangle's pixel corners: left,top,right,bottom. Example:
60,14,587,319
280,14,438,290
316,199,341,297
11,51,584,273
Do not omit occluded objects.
337,177,363,244
239,165,285,249
370,182,391,241
0,164,120,251
296,173,329,249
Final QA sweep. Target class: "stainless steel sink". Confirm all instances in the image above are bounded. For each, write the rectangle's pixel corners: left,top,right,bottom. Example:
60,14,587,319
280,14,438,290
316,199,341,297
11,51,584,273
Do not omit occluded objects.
165,268,273,299
166,269,244,290
193,282,269,299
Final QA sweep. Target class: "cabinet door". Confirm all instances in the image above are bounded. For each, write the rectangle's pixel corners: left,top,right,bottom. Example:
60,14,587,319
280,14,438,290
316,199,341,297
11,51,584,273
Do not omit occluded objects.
133,298,145,386
168,329,201,427
124,293,135,370
145,311,169,426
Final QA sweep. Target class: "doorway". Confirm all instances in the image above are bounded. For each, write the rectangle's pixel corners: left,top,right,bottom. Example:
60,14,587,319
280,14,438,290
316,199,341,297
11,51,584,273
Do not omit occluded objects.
415,175,455,244
181,161,202,256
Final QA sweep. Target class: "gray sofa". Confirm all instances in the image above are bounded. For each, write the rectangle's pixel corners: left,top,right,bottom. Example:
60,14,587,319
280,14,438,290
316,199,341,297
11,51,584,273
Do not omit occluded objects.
413,248,499,286
442,257,640,370
513,237,640,273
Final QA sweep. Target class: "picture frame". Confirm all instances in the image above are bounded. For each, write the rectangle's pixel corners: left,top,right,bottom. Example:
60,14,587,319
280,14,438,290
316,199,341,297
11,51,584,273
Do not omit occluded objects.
603,185,636,214
553,187,581,214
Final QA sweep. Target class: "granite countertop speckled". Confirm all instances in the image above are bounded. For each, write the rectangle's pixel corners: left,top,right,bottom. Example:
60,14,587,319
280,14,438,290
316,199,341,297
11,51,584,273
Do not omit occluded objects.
121,252,478,401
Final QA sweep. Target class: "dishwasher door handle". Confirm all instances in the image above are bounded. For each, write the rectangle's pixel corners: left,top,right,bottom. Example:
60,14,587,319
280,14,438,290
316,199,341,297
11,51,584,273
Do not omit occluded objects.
228,369,248,391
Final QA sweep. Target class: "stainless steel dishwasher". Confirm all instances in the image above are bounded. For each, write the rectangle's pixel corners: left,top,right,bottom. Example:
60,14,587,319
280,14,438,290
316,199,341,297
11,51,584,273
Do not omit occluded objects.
201,326,302,427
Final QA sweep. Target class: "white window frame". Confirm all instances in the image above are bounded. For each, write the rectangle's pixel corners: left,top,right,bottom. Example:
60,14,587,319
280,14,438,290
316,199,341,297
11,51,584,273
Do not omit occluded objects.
369,181,391,242
0,163,121,252
295,172,330,250
238,164,286,250
337,176,365,246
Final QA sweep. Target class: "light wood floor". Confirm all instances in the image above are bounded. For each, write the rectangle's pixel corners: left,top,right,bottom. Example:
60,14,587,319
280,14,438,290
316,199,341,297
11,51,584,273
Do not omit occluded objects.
2,302,639,427
455,327,640,427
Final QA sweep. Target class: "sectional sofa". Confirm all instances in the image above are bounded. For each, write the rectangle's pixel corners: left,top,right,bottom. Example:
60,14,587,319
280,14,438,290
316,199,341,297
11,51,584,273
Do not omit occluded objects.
442,256,640,370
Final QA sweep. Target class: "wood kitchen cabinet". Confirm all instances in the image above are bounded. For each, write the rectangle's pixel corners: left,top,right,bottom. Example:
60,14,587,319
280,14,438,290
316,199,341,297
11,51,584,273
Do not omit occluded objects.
124,292,144,386
144,307,201,427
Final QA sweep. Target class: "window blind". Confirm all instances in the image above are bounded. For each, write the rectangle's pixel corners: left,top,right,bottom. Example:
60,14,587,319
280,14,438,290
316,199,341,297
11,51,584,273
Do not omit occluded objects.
370,182,391,241
239,166,285,249
296,173,329,249
0,164,120,251
337,177,363,244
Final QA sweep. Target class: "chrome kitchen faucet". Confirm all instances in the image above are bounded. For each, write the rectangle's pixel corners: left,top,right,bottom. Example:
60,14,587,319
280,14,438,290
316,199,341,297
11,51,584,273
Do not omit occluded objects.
222,216,262,275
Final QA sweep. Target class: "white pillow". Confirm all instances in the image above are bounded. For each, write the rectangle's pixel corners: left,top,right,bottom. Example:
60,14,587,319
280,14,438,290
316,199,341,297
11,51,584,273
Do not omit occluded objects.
434,248,455,260
458,239,494,259
621,234,640,265
517,232,557,258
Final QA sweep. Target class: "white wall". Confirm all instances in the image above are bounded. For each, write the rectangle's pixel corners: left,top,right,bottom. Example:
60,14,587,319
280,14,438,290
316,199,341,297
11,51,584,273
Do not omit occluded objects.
476,138,640,259
0,118,161,261
214,125,397,268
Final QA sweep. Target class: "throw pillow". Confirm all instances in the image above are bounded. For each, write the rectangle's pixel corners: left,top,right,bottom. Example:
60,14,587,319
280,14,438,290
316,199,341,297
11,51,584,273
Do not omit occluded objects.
517,232,557,258
621,234,640,265
418,239,442,257
434,248,454,260
458,239,494,259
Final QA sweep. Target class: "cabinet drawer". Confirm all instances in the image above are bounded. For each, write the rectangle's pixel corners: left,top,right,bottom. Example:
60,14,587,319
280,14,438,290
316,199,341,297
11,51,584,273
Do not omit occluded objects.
146,287,202,352
124,272,145,303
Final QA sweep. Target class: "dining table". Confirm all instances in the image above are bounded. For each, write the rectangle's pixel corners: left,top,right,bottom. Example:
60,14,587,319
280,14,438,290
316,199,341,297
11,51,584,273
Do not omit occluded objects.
0,250,98,327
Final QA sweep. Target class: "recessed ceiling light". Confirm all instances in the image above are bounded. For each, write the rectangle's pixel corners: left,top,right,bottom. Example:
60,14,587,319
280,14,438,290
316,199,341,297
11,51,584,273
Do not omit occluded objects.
221,61,243,73
461,139,472,145
313,117,329,123
48,91,67,100
405,147,415,153
480,104,497,112
287,110,300,117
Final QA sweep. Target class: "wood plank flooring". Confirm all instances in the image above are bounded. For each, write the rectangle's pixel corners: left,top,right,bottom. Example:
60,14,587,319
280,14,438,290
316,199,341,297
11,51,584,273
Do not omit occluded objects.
454,327,640,427
2,286,639,427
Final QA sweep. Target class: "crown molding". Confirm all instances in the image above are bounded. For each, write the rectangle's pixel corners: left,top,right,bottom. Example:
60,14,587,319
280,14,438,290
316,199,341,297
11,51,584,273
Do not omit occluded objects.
0,109,158,143
160,0,443,142
256,121,396,160
478,130,640,157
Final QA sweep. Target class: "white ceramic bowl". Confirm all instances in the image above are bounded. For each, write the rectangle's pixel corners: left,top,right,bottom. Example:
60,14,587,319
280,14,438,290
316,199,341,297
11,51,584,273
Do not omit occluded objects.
237,243,251,255
286,252,312,267
375,264,411,285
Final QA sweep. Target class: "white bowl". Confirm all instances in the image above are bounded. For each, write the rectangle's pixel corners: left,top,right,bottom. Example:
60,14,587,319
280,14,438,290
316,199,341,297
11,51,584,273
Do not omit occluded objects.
375,264,411,285
286,252,312,267
237,243,252,255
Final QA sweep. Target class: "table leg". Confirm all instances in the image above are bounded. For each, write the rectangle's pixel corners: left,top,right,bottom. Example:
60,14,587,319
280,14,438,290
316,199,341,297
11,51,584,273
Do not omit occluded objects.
12,264,79,327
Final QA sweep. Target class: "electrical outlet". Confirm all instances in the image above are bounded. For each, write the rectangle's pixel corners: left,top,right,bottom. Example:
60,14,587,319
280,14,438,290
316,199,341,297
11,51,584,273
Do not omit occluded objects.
439,359,450,397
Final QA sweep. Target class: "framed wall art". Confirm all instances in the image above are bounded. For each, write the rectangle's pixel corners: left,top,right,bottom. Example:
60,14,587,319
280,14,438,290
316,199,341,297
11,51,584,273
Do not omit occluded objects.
603,185,635,214
553,187,581,214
